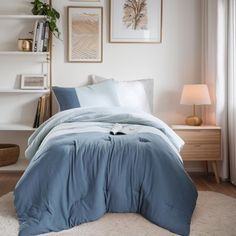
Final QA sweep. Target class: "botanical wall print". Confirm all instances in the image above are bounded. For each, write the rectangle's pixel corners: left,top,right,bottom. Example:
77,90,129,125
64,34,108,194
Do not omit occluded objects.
123,0,148,30
68,7,103,62
110,0,162,43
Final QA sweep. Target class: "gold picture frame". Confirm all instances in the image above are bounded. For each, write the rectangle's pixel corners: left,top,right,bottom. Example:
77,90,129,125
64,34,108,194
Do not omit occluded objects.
110,0,163,43
68,6,103,63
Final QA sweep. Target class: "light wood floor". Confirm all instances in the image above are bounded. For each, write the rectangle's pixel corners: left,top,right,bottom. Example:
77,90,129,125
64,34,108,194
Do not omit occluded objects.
189,173,236,198
0,172,236,198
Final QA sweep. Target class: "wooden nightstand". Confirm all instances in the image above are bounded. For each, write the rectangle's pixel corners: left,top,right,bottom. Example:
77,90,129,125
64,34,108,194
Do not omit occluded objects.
171,125,222,183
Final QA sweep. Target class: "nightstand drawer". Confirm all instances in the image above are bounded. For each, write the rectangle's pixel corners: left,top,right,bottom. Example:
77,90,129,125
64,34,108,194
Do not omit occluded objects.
175,130,221,144
181,144,221,161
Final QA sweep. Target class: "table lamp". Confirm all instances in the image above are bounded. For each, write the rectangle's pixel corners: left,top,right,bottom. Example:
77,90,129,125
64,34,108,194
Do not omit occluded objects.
180,84,211,126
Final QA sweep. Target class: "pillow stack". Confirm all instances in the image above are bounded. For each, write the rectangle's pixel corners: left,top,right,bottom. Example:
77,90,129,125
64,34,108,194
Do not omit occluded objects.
53,80,120,111
53,76,153,113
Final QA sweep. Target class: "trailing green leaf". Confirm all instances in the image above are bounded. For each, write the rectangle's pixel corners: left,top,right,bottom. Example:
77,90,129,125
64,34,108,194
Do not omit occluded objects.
31,0,61,39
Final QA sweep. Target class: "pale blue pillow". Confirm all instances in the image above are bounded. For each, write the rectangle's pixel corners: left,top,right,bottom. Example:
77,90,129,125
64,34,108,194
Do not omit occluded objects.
53,80,120,111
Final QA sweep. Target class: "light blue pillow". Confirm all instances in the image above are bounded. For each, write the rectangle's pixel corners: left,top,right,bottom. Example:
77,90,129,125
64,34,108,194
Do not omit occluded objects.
53,80,120,111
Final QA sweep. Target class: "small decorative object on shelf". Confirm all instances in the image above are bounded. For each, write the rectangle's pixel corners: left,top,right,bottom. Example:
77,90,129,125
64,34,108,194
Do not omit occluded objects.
17,38,33,51
0,144,20,167
21,74,47,90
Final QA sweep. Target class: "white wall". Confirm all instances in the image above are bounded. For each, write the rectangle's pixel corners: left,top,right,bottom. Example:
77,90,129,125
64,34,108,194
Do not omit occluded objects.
52,0,202,124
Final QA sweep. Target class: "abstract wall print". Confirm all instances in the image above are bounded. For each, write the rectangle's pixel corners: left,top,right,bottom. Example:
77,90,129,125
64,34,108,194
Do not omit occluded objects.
110,0,162,43
68,7,103,62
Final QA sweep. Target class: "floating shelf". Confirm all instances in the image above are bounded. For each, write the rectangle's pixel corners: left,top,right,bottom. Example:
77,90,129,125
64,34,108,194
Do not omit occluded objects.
0,158,29,172
0,15,46,20
0,51,49,55
0,123,35,131
0,89,50,93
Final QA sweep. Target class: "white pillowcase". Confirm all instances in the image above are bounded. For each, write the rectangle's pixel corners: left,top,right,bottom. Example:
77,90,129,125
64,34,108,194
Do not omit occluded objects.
91,75,153,113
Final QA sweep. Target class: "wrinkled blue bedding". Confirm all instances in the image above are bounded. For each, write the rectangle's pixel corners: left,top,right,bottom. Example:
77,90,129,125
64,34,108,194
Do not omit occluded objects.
14,107,197,236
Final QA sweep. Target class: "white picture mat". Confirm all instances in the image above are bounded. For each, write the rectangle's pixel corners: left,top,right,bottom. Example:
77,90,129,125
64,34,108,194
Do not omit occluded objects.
110,0,162,42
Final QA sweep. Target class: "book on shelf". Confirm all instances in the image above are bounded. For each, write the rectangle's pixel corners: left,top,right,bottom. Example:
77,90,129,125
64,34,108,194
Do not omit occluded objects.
32,20,39,52
37,21,44,52
43,22,50,52
33,98,41,128
33,94,50,128
39,95,46,125
32,20,50,52
43,94,51,122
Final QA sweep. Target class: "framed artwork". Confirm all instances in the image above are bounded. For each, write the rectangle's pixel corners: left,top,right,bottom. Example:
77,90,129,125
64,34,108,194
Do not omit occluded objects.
21,74,47,90
68,6,103,62
110,0,162,43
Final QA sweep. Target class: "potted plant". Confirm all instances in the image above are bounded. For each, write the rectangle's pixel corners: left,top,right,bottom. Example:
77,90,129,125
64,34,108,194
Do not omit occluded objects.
31,0,60,38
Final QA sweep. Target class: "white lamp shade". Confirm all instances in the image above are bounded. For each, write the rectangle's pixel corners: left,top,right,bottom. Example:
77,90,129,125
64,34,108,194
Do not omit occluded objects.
180,84,211,105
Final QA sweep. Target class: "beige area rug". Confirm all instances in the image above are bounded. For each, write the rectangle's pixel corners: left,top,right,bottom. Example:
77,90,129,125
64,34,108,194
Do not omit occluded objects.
0,191,235,236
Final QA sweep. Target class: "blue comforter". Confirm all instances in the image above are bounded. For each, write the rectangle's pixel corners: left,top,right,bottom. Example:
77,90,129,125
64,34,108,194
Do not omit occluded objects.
14,107,197,236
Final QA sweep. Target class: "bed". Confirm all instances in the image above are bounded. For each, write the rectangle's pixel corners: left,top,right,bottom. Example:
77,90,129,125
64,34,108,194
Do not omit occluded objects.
14,79,198,236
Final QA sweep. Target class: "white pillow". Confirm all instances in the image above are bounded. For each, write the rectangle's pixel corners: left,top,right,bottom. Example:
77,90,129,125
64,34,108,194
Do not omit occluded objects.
91,75,153,113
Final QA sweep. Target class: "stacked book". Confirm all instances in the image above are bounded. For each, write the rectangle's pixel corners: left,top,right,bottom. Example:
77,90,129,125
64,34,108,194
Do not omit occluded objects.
32,20,50,52
33,94,50,128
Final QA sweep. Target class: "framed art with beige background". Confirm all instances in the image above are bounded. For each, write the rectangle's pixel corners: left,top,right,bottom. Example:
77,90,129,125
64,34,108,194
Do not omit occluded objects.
110,0,162,43
68,6,103,62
